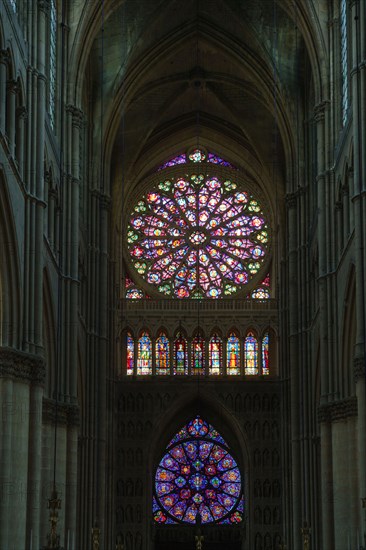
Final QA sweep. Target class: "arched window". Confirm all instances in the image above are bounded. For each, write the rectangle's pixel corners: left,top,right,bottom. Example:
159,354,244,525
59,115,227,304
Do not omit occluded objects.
48,0,57,129
153,416,244,524
191,333,205,375
126,332,134,376
340,0,349,126
174,332,188,375
209,334,222,375
262,333,269,375
226,333,240,375
137,332,152,375
156,332,170,375
244,332,258,375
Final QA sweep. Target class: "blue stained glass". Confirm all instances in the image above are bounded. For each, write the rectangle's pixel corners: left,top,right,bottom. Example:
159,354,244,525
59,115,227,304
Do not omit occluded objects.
153,416,243,525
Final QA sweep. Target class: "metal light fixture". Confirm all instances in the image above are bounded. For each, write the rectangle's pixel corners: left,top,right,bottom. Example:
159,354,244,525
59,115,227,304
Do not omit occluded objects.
42,488,63,550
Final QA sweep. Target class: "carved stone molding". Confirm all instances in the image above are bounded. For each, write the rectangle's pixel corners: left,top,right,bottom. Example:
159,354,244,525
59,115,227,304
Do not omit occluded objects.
354,357,365,383
38,0,50,15
42,397,80,426
0,347,45,385
0,49,10,65
16,106,28,120
318,396,358,423
6,79,19,94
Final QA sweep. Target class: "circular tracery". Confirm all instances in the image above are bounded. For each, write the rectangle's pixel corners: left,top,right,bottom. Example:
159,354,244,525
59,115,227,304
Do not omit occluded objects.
127,167,270,299
153,416,244,525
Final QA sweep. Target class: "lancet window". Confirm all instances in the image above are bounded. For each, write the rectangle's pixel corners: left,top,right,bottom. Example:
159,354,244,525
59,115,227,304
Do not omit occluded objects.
124,330,273,377
49,0,57,129
340,0,349,126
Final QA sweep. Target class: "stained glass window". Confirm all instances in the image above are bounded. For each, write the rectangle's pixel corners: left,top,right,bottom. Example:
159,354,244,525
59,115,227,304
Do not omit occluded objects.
209,334,222,375
49,0,57,129
137,332,152,375
153,416,244,525
156,333,170,375
127,171,269,299
126,333,134,376
227,333,240,375
244,332,258,375
340,0,349,126
157,149,237,171
192,334,205,375
174,333,188,375
251,273,270,299
262,333,269,375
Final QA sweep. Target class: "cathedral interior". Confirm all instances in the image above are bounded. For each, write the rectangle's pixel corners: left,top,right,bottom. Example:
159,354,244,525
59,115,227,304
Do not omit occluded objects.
0,0,366,549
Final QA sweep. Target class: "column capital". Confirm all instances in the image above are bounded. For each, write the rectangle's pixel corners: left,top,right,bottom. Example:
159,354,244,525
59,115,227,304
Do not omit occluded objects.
0,49,10,65
100,193,111,210
0,347,46,386
285,191,298,210
7,79,19,94
38,0,50,15
16,106,28,120
314,100,329,123
66,104,84,128
354,356,365,382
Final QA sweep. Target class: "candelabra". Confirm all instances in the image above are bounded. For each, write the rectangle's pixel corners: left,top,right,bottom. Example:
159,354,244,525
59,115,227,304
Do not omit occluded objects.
42,488,63,550
116,534,124,550
91,522,100,550
301,522,310,550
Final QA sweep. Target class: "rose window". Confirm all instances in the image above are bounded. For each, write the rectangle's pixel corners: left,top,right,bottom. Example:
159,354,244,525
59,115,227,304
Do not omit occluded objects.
127,159,270,298
153,416,244,524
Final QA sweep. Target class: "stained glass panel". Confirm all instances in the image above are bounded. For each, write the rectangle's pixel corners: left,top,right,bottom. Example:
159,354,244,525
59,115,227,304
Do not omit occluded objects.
192,334,205,375
250,273,270,299
153,416,244,525
174,333,188,375
209,334,222,375
137,332,152,375
244,332,258,375
262,333,269,375
126,333,134,376
227,333,240,375
127,170,269,298
156,333,170,375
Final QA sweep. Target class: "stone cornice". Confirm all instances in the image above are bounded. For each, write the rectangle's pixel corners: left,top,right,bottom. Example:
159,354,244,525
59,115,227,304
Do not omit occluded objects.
318,396,358,423
0,348,45,385
42,398,80,426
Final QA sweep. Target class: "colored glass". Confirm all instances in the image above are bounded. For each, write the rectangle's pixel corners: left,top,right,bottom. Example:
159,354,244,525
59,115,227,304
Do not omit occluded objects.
244,332,258,375
251,273,270,299
126,333,134,375
153,416,244,525
137,332,152,375
192,334,205,374
156,333,170,375
262,333,269,375
174,333,188,375
227,333,240,375
127,171,268,298
209,334,222,375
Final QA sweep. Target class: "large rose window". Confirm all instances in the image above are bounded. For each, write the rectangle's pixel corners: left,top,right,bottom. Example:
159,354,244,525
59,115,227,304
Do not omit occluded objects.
127,159,270,298
153,416,244,525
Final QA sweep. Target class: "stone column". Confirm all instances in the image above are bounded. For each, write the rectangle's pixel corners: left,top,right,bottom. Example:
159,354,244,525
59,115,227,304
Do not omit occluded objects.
0,50,9,134
0,378,13,549
6,79,18,156
16,106,27,179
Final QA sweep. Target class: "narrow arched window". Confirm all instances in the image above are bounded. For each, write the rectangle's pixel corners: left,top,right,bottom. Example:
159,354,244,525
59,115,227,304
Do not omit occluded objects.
209,334,222,375
262,333,269,375
244,331,258,375
227,333,240,375
340,0,349,126
173,332,187,375
126,333,134,376
153,415,244,524
49,0,57,129
137,332,152,375
156,332,170,375
191,333,205,375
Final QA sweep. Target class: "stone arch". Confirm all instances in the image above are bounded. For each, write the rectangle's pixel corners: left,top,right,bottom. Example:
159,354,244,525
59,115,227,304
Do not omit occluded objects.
0,173,21,347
